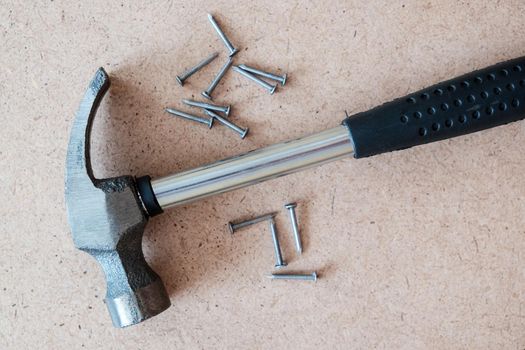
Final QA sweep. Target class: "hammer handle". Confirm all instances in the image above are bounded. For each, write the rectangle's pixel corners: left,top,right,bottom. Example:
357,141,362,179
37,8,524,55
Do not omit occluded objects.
146,56,525,211
343,57,525,158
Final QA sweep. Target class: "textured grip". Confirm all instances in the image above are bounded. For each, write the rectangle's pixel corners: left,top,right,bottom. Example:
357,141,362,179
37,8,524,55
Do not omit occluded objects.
343,57,525,158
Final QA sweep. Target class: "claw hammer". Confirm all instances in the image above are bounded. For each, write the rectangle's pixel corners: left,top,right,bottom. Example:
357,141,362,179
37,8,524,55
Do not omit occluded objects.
65,57,525,327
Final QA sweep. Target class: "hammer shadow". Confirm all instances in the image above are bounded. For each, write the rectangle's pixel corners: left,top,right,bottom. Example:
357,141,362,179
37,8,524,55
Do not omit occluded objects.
89,53,256,299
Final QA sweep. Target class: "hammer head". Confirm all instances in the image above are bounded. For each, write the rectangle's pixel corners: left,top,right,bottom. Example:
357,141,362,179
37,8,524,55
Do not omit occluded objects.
65,68,170,327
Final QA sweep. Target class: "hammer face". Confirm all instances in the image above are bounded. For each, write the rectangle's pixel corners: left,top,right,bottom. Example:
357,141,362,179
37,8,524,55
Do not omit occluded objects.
65,68,170,327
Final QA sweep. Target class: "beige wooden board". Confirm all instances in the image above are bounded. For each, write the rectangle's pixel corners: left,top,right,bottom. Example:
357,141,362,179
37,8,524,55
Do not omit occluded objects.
2,1,525,349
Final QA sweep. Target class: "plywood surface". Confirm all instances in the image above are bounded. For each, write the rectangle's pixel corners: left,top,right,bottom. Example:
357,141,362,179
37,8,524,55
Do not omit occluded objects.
2,1,525,349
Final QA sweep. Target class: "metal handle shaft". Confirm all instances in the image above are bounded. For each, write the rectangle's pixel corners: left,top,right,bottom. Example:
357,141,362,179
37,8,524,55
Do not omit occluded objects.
150,125,353,209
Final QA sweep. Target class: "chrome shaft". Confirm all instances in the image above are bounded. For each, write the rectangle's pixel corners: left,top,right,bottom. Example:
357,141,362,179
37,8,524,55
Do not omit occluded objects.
150,125,353,209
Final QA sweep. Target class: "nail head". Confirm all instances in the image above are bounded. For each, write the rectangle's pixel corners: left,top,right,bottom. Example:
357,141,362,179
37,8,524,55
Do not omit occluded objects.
284,202,297,209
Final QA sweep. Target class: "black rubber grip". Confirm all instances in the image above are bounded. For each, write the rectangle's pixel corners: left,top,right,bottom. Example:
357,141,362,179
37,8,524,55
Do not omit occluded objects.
343,57,525,158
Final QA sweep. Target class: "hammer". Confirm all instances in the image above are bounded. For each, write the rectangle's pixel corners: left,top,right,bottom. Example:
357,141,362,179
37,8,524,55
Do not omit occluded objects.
66,57,525,327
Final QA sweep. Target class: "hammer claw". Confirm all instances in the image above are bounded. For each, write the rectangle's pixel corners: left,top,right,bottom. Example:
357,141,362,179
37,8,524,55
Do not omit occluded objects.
65,67,109,185
65,68,170,328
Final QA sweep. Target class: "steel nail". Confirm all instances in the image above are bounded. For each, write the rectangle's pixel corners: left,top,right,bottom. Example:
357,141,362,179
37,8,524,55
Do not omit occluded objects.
285,202,302,254
269,218,286,268
238,64,287,86
267,272,317,281
233,66,277,94
228,212,277,234
176,52,219,86
165,108,213,128
182,99,231,116
205,109,248,139
202,57,233,100
207,14,239,57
